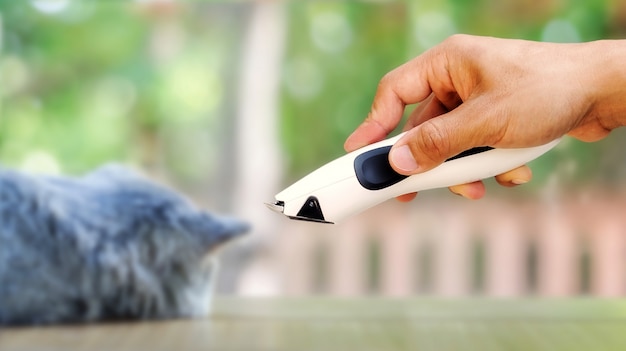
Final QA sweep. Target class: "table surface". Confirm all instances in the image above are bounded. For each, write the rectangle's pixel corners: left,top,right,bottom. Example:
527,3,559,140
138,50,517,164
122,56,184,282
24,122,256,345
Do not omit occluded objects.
2,297,626,351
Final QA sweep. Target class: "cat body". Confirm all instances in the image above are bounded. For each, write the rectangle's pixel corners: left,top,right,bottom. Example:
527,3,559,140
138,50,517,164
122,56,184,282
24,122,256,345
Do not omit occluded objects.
0,165,248,325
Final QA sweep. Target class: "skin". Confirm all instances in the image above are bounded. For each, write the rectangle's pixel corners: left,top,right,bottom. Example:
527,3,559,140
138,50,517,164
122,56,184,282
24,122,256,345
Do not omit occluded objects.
344,34,626,200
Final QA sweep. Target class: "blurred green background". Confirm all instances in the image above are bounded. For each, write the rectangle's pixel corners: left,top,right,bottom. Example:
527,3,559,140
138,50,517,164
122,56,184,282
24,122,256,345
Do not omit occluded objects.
1,0,625,194
2,0,626,298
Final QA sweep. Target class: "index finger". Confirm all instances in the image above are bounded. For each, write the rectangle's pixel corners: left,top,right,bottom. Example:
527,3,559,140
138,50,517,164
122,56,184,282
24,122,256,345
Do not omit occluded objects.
343,54,436,152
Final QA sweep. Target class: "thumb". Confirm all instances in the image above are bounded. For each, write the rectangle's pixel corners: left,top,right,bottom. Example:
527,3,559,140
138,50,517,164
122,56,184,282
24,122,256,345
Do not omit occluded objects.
389,102,501,175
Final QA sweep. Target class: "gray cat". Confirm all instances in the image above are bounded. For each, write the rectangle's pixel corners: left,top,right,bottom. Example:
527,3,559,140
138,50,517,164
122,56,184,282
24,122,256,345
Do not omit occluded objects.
0,165,249,325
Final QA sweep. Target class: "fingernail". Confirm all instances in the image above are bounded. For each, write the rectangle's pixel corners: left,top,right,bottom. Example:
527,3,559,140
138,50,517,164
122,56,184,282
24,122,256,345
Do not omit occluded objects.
390,145,418,173
511,179,529,185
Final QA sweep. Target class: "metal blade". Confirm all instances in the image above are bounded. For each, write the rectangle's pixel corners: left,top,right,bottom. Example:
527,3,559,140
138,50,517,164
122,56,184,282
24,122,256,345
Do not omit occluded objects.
264,201,284,214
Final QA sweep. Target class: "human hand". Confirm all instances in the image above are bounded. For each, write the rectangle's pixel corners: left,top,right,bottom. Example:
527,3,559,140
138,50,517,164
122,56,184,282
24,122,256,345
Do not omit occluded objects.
345,35,626,200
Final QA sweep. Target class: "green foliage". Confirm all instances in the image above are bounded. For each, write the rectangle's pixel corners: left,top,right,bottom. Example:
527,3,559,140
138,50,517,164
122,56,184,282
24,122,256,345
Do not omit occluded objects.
0,2,147,173
281,2,408,179
0,2,245,185
0,0,622,194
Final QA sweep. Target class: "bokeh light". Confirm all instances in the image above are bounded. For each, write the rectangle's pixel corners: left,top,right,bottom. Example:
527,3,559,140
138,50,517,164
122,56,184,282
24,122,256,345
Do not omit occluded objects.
413,11,457,50
283,56,324,101
542,19,581,43
19,150,61,175
29,0,70,15
310,11,353,54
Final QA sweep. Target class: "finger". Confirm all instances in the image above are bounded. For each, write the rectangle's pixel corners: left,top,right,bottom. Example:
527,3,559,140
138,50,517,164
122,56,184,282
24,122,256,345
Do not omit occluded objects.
567,124,611,143
396,192,417,202
448,181,486,200
389,97,505,175
344,53,440,152
403,94,449,132
494,165,532,187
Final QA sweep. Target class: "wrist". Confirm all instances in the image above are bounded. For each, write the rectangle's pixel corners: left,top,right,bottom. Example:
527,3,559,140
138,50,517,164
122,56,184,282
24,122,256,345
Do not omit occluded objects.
585,40,626,130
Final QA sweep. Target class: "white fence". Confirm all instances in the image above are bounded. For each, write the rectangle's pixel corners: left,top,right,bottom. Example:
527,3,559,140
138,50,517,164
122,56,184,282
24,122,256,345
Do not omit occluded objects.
239,194,626,297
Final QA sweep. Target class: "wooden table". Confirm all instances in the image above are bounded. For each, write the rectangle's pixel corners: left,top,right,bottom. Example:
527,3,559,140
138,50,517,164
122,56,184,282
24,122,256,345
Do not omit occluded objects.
2,298,626,350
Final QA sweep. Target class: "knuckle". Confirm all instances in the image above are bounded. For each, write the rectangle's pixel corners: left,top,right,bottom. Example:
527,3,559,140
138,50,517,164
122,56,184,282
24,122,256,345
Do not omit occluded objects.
414,122,451,163
443,34,469,49
377,72,394,91
440,34,484,63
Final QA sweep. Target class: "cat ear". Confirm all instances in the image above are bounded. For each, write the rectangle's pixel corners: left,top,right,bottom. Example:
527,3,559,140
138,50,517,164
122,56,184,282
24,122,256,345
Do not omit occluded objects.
182,212,250,253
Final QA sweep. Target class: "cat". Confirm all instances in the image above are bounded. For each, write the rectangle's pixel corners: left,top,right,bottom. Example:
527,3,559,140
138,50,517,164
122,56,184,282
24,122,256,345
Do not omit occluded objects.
0,164,249,325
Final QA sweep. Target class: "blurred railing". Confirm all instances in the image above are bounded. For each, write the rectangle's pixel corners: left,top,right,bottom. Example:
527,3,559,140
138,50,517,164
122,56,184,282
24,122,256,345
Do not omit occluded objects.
241,194,626,297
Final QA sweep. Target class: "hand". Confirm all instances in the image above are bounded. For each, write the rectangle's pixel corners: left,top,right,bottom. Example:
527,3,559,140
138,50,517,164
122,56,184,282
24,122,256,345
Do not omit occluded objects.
345,35,626,200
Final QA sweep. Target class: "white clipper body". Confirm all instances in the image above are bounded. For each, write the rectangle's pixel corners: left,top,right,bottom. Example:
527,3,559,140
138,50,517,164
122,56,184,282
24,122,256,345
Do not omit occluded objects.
267,132,560,224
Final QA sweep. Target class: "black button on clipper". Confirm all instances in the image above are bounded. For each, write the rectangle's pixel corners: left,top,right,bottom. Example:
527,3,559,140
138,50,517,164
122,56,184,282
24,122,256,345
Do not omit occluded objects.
354,146,407,190
354,145,494,191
